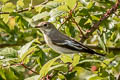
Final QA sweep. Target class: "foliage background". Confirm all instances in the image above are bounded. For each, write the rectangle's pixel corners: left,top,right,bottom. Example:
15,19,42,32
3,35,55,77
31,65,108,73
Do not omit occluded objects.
0,0,120,80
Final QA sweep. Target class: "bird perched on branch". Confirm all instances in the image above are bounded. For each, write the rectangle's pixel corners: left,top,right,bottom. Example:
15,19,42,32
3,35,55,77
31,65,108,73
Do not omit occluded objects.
35,22,105,56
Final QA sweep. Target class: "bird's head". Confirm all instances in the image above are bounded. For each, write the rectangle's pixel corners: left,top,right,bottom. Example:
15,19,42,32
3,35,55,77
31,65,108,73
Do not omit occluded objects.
35,22,55,34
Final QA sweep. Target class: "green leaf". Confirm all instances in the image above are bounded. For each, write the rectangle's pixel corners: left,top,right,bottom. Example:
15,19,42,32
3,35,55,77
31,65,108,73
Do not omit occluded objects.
17,0,24,8
52,64,68,73
1,14,9,23
72,54,80,67
87,1,94,9
78,59,102,65
54,0,63,2
65,26,71,36
98,35,106,52
0,19,10,32
65,0,77,9
91,15,100,21
45,1,61,9
60,54,72,63
116,23,120,32
35,5,43,13
32,11,49,21
35,48,47,68
113,16,120,22
78,8,89,16
101,58,114,68
24,75,40,80
20,46,36,63
65,24,75,37
49,64,65,72
0,47,17,58
18,39,35,59
89,76,103,80
0,0,8,3
10,12,30,29
49,9,65,18
39,56,60,78
5,68,18,80
2,2,15,12
57,5,69,12
0,68,6,80
84,19,92,25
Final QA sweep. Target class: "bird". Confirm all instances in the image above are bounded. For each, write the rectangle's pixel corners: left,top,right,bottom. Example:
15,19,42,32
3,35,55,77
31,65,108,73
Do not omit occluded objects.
35,22,105,56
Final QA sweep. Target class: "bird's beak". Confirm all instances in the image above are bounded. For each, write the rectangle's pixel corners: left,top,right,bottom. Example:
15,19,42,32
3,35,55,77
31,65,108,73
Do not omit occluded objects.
35,25,41,28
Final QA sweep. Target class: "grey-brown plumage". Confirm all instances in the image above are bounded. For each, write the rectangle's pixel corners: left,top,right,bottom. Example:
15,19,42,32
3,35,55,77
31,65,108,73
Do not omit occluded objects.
35,22,105,56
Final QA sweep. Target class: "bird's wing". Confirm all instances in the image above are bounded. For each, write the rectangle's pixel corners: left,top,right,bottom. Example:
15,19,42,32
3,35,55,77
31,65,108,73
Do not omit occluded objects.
52,39,105,56
52,39,87,52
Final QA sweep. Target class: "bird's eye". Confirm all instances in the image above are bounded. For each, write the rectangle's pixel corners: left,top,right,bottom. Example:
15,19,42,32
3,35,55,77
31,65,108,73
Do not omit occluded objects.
43,24,47,26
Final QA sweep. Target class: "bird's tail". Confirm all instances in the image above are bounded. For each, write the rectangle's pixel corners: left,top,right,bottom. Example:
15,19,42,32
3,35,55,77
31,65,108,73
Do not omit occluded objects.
85,47,105,56
91,50,105,56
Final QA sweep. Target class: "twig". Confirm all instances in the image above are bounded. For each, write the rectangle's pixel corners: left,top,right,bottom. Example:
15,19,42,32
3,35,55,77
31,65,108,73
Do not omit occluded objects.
3,63,21,67
0,0,48,14
59,2,78,29
59,2,85,38
0,43,24,48
80,0,120,42
21,62,39,74
71,17,85,38
40,71,56,80
3,62,39,74
0,40,45,48
0,39,27,48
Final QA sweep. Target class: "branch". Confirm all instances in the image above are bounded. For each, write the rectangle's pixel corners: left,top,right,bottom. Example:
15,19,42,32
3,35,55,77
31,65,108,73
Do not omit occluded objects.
59,2,85,38
0,40,26,48
80,0,120,42
0,43,23,48
3,62,39,74
0,0,48,14
0,40,45,48
71,17,85,38
21,62,39,74
59,2,78,29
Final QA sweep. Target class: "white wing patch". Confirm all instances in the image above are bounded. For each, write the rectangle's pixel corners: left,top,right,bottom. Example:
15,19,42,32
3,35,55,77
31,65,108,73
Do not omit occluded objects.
65,40,83,50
